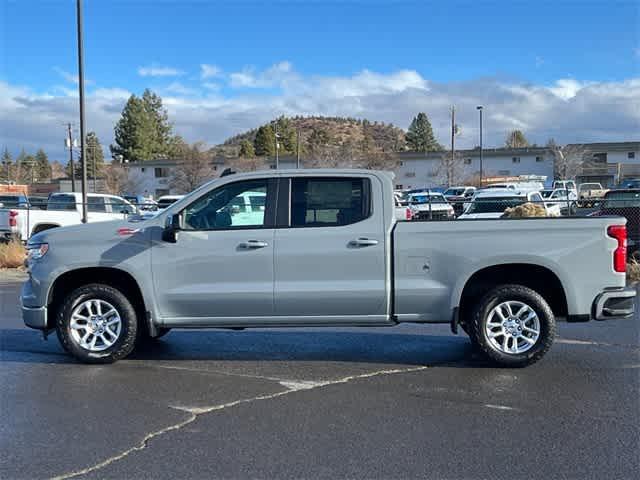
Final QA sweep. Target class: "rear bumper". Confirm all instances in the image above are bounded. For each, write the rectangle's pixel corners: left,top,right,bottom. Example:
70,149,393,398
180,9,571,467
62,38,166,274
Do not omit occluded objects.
592,287,636,321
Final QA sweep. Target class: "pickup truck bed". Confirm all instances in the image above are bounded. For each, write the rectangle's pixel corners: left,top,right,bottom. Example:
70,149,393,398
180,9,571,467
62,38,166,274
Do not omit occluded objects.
21,169,635,367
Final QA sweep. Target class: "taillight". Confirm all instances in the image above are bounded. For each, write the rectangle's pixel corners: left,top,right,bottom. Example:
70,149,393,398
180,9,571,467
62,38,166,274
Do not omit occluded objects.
405,208,412,220
8,210,18,228
607,225,627,273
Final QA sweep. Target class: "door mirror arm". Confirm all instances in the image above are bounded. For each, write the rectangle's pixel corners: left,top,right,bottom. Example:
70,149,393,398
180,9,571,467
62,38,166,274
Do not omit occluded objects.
162,213,184,243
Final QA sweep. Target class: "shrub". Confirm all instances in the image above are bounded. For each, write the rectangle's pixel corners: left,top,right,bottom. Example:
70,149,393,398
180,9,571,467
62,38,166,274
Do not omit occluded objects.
0,240,26,269
627,259,640,284
501,202,547,218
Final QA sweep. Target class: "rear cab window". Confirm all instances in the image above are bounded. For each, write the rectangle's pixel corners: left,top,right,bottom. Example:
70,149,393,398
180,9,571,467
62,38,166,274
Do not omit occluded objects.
289,177,371,227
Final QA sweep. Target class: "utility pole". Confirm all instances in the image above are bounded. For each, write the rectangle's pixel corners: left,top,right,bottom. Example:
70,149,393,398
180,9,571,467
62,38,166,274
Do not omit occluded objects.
76,0,88,223
296,129,301,168
274,121,280,169
450,106,455,186
477,105,484,186
92,146,97,192
67,123,76,192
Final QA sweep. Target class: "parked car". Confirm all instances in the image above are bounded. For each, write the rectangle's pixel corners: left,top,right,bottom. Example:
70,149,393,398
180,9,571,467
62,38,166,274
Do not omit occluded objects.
0,193,29,209
408,192,455,220
0,192,137,242
578,182,608,207
541,189,578,215
22,169,634,367
28,196,49,210
157,195,185,210
394,194,413,221
590,189,640,259
618,179,640,189
552,180,577,196
443,186,476,216
458,189,560,219
123,195,158,211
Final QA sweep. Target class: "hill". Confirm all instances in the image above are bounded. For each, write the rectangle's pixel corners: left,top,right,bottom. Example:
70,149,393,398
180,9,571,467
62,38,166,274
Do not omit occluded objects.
213,116,407,157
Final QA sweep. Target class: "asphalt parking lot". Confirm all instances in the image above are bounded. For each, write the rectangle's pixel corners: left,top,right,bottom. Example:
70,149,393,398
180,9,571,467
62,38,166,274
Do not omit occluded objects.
1,271,638,480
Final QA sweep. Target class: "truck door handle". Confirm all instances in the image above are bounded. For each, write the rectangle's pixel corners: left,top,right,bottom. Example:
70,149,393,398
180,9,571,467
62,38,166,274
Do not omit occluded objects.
349,237,379,247
239,240,269,249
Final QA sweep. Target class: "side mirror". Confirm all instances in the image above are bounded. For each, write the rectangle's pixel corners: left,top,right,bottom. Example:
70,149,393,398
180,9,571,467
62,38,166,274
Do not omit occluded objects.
162,213,183,243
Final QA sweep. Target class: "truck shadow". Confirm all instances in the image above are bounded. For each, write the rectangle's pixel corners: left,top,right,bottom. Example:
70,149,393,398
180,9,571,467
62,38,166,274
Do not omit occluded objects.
0,328,494,368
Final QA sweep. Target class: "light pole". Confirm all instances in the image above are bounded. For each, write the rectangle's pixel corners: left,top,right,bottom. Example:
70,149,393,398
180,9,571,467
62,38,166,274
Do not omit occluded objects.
476,105,484,186
76,0,88,223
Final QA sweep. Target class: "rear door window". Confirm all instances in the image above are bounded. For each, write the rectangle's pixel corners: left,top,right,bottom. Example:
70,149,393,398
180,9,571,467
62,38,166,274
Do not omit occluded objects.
87,196,107,213
290,177,370,227
48,194,77,211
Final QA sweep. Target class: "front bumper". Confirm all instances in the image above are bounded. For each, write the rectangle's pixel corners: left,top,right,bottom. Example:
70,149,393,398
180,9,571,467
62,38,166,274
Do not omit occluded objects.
592,287,636,321
22,303,48,330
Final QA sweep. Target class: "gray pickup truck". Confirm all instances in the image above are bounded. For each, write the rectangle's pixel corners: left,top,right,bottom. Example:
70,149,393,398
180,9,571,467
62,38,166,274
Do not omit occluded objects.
21,169,635,367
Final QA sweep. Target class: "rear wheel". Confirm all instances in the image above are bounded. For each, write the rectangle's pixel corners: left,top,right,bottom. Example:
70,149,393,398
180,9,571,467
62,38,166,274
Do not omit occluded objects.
469,285,555,367
56,284,138,364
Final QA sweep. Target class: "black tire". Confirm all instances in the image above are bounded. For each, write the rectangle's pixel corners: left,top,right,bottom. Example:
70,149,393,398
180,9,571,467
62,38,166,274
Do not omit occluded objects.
469,284,555,368
56,284,138,364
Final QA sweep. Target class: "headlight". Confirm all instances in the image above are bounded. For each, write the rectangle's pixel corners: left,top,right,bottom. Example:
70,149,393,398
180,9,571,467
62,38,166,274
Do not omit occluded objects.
27,243,49,261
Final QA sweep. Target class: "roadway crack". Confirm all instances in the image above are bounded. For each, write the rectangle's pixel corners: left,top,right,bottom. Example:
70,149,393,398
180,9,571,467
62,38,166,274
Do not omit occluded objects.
51,365,428,480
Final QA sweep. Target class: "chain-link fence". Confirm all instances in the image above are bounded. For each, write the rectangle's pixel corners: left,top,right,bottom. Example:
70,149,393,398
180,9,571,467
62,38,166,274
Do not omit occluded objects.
0,197,159,243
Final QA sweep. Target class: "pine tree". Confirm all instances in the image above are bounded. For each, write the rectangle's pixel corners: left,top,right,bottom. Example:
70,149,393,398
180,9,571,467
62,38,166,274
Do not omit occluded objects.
83,132,105,178
406,113,442,152
110,89,174,162
254,125,275,156
33,149,51,181
239,139,255,158
505,130,530,148
0,147,12,182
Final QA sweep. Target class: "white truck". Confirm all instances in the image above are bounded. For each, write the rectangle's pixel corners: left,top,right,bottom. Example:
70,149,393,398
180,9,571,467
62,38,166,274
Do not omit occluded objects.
0,192,136,242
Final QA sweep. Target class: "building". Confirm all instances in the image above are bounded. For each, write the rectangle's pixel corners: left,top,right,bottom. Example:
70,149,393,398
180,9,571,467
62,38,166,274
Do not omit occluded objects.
573,142,640,187
394,147,553,190
123,141,640,197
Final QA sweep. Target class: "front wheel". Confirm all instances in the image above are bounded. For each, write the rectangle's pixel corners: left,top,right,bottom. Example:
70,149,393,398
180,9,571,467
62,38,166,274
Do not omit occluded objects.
469,285,555,367
56,284,138,364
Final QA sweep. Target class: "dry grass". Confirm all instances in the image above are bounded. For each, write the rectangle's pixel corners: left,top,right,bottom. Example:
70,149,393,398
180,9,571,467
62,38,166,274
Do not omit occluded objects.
501,202,547,218
626,259,640,284
0,240,26,269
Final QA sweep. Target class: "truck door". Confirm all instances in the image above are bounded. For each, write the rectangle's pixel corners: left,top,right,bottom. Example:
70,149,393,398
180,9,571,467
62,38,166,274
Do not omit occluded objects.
273,175,389,323
151,178,277,321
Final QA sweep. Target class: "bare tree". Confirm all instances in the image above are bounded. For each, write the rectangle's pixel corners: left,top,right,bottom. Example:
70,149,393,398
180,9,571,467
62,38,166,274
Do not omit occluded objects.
102,163,129,195
169,142,215,194
355,151,400,171
433,151,468,186
226,155,266,173
548,142,589,179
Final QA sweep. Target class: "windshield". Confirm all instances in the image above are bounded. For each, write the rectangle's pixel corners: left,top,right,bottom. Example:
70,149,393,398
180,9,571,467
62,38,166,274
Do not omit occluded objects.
467,196,525,214
541,190,553,198
0,195,28,208
410,194,447,204
444,188,465,196
580,183,602,191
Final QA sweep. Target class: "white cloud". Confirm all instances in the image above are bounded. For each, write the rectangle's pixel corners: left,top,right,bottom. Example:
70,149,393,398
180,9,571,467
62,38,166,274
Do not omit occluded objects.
547,78,589,100
1,66,639,160
163,82,199,96
53,67,94,86
229,61,296,88
200,64,222,79
137,65,184,77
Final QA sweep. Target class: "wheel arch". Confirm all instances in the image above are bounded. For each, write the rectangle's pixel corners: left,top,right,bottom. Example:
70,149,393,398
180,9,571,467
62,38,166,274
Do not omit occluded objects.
31,223,61,235
456,263,568,324
46,266,151,332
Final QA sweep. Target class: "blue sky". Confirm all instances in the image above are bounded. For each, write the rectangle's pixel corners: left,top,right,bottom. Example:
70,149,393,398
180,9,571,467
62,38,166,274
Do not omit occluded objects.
1,0,638,158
